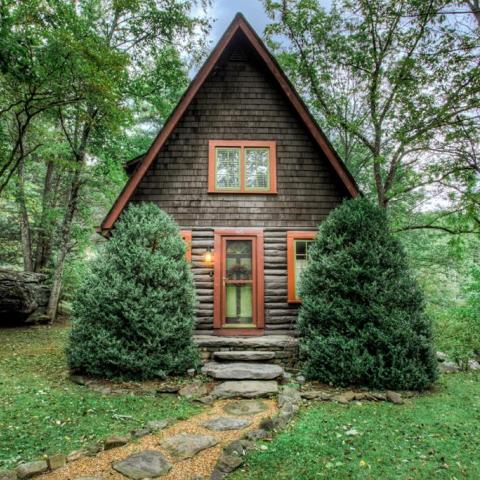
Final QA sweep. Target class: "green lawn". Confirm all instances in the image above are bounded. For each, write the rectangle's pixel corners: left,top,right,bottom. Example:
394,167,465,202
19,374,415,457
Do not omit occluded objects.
231,373,480,480
0,325,201,470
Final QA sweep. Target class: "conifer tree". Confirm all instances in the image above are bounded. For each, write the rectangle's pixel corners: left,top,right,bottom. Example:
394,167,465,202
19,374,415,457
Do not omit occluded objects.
68,203,198,379
298,198,437,390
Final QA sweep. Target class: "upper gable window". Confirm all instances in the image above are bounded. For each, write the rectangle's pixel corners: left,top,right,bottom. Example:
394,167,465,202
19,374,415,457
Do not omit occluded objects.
208,140,277,193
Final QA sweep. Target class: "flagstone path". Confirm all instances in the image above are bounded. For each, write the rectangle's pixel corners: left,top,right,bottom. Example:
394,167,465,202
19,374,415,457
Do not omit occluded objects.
38,399,277,480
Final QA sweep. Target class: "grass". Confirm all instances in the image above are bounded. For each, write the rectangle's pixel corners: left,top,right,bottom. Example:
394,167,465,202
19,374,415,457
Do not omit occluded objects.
231,373,480,480
0,324,201,470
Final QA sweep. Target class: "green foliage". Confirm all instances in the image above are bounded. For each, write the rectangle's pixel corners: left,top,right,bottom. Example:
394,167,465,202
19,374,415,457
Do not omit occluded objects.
298,198,437,390
0,325,200,470
67,203,198,380
230,372,480,480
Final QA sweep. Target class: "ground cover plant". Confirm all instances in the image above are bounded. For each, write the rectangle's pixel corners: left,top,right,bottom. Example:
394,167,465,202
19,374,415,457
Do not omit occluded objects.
68,203,198,380
230,372,480,480
299,198,438,390
0,325,201,470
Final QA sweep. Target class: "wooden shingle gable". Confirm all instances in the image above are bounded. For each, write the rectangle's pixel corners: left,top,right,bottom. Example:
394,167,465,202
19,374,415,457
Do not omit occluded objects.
99,13,359,235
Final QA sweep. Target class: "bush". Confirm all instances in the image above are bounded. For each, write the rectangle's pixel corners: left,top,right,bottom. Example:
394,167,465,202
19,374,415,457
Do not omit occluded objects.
298,198,437,390
67,203,198,380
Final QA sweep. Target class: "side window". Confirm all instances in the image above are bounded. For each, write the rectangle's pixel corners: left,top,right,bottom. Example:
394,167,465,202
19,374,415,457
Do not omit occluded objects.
287,231,316,303
180,230,192,263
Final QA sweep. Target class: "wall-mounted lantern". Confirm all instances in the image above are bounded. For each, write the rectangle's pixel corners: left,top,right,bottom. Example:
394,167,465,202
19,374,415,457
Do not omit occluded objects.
204,248,214,269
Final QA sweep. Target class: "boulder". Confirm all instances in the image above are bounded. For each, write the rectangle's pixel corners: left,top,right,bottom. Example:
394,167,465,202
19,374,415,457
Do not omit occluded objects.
0,270,50,325
159,434,218,462
201,417,251,431
16,461,48,479
202,362,283,380
213,380,278,399
112,450,171,479
223,399,268,416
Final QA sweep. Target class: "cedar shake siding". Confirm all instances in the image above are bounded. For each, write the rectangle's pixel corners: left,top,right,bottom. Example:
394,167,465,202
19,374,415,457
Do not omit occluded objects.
127,32,350,335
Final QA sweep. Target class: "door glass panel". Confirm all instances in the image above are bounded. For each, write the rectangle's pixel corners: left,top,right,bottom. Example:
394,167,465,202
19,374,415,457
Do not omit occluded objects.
294,240,313,297
225,284,253,324
215,148,240,189
226,240,252,280
245,148,270,189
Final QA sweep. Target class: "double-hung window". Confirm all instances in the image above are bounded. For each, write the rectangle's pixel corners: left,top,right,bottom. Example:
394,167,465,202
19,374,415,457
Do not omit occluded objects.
287,231,316,303
208,140,277,193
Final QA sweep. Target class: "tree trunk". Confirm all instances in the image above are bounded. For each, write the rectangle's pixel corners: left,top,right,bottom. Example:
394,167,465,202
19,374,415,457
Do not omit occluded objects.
34,160,55,272
16,156,34,271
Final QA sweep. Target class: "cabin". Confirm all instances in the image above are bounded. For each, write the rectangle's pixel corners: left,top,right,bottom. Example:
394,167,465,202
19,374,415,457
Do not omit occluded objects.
100,13,359,368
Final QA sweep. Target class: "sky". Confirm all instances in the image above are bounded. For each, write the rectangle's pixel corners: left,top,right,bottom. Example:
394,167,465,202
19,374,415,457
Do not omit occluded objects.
202,0,270,44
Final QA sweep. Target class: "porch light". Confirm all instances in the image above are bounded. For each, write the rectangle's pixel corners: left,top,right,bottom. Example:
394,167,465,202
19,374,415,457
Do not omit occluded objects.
204,248,214,267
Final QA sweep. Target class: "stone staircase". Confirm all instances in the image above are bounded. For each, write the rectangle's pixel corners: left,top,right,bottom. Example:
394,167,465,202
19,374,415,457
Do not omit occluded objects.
194,335,298,398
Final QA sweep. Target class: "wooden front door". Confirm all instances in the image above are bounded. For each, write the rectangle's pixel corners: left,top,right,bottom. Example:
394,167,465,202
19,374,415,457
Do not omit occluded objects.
213,229,264,335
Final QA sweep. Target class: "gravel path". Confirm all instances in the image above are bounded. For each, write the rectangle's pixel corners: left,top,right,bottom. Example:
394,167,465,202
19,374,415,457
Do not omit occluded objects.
37,399,277,480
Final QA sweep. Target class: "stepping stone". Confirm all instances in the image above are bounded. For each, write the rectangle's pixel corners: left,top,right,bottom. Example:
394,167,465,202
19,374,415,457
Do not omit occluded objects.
202,362,283,380
112,450,171,479
213,380,278,398
213,351,276,361
223,400,268,416
201,416,251,431
159,433,218,462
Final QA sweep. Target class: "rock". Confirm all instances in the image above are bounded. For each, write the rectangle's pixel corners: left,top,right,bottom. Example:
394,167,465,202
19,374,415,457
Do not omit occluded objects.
278,386,302,408
280,372,292,384
113,450,171,479
104,434,130,450
160,434,218,461
194,335,298,349
259,416,276,431
202,417,251,431
386,391,404,405
156,385,181,394
215,452,243,473
223,439,253,456
16,461,48,479
438,361,460,373
213,380,278,399
202,362,283,380
223,399,268,416
75,477,103,480
86,443,103,456
146,419,171,431
0,270,50,325
436,351,448,362
47,454,66,470
0,470,17,480
243,429,268,441
333,391,356,404
178,381,209,399
187,368,196,376
69,374,88,386
131,428,151,439
295,375,306,385
213,351,276,361
300,390,332,401
468,359,480,370
66,450,87,463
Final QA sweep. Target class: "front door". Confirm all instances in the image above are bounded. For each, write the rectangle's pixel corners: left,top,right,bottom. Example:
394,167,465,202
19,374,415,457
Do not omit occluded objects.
213,229,264,335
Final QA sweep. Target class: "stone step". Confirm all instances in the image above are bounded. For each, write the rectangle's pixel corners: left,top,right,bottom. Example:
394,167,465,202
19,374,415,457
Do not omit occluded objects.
194,335,298,349
212,380,279,399
213,351,276,361
201,361,284,380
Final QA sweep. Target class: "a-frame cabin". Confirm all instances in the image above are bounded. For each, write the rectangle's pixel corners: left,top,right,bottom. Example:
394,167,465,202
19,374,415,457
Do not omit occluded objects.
100,13,359,367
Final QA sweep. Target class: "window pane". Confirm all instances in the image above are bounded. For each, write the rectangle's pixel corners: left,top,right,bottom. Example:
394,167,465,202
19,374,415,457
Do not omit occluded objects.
226,240,253,280
216,148,240,189
225,284,253,324
294,240,313,298
245,148,270,189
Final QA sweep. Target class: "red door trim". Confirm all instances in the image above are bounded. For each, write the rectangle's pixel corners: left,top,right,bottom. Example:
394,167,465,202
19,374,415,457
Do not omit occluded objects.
213,229,264,336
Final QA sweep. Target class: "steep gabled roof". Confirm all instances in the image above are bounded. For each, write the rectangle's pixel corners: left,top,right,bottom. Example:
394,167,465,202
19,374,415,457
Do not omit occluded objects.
99,13,359,234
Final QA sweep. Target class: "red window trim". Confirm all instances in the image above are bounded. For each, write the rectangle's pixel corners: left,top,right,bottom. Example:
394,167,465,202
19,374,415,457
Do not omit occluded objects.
180,230,192,263
208,140,277,194
287,231,316,303
213,228,264,336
